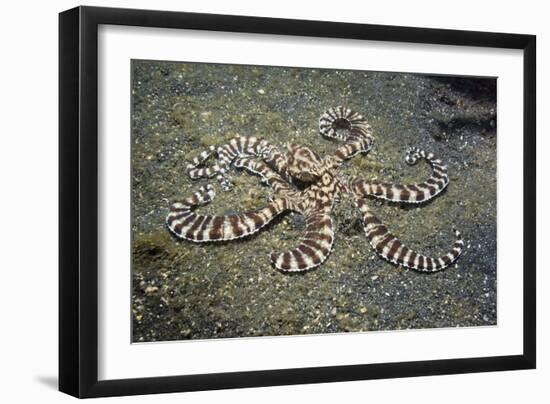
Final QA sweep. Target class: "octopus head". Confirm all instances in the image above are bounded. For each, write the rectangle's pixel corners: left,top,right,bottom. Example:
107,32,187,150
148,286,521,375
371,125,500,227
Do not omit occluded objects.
287,143,324,183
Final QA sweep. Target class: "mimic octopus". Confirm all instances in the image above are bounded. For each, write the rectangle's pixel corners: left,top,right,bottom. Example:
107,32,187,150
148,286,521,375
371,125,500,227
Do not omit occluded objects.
166,106,463,272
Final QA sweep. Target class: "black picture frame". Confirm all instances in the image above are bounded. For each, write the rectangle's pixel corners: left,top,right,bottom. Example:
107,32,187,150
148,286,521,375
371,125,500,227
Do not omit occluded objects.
59,5,536,398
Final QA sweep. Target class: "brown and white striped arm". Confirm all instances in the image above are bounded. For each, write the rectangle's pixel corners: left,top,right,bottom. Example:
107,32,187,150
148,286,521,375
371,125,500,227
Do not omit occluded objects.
319,106,374,169
186,136,280,190
186,145,222,179
166,185,290,242
270,211,334,272
356,199,463,272
319,106,372,141
233,157,293,195
351,147,449,204
262,148,291,181
328,135,373,167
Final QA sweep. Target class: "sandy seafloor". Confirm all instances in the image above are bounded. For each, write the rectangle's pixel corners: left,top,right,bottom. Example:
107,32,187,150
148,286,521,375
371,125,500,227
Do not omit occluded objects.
131,60,497,342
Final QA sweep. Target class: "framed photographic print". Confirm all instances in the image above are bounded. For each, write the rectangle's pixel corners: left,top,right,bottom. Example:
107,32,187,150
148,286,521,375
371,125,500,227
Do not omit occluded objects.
59,6,536,398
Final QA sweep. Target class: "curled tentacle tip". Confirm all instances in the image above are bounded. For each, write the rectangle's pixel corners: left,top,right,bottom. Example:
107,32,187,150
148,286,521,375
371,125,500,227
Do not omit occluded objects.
405,147,421,165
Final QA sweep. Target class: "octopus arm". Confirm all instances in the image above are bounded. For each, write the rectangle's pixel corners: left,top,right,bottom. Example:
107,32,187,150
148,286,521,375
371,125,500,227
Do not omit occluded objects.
319,106,374,168
186,136,281,190
270,211,335,272
357,199,463,272
166,185,290,242
233,157,292,195
352,147,449,204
